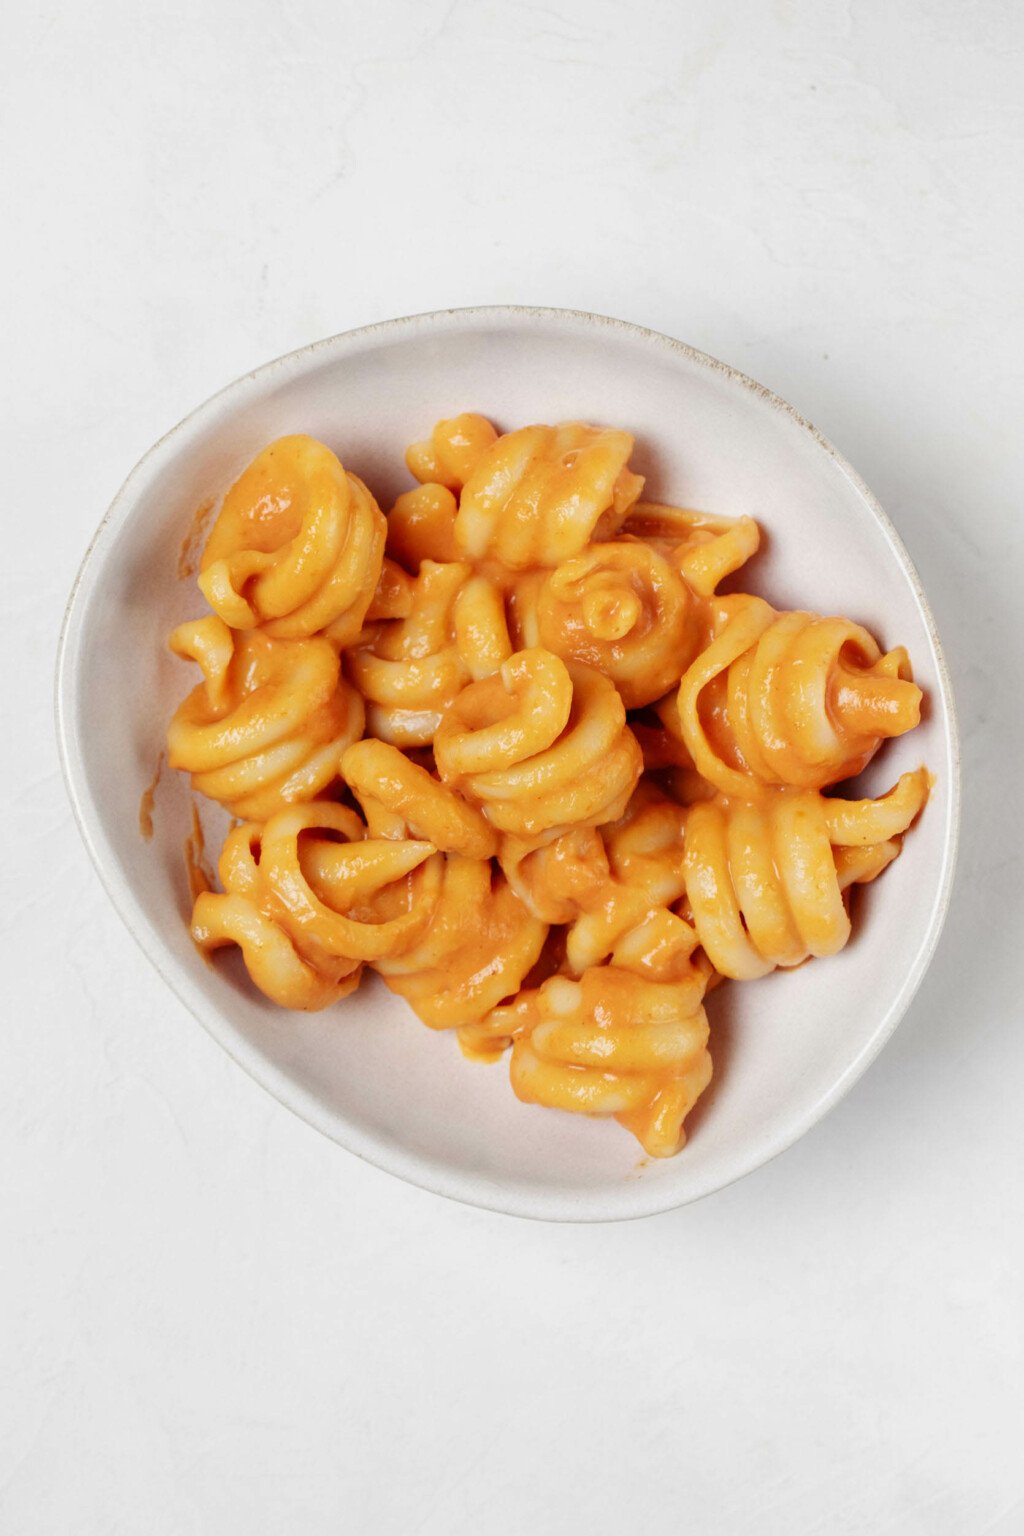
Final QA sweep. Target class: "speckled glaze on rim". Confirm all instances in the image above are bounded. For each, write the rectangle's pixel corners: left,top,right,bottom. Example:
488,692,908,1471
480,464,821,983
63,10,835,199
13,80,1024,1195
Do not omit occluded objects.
55,306,960,1222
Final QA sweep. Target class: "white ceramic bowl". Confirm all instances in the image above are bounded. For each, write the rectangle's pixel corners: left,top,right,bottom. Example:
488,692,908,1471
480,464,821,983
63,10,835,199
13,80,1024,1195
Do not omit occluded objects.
56,307,959,1221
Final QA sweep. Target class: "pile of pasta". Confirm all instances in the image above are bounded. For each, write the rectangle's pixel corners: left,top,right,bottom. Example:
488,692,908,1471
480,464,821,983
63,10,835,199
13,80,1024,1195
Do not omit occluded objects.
166,416,928,1158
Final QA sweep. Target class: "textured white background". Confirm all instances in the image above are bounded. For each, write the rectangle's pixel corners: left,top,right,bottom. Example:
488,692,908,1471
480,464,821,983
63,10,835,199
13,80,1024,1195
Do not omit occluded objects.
3,2,1022,1532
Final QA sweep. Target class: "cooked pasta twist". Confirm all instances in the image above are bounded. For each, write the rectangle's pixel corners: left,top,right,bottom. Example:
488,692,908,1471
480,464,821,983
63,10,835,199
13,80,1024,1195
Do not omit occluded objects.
629,691,718,807
386,483,461,570
677,594,923,795
500,784,692,943
166,616,364,819
366,557,416,621
375,855,548,1031
405,412,499,492
345,561,512,746
191,837,361,1011
191,802,441,1008
255,802,441,961
198,436,385,645
342,738,497,859
499,826,609,924
683,768,930,979
525,541,702,708
620,502,762,598
454,422,645,569
434,648,643,837
553,785,708,997
599,780,689,898
488,970,712,1158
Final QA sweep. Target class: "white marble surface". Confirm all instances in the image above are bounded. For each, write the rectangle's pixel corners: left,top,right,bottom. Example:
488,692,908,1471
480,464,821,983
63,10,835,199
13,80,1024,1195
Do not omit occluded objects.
3,2,1022,1531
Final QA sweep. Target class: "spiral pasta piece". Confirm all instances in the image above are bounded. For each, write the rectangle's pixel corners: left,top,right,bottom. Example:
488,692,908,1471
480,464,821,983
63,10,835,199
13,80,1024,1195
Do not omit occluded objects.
563,785,706,985
496,788,706,1044
596,780,688,898
198,436,385,645
386,483,461,570
192,891,360,1010
628,692,717,807
434,648,643,837
566,886,708,989
526,541,702,708
677,595,923,795
375,855,547,1031
683,768,930,979
365,557,415,621
342,738,497,859
166,617,364,819
256,802,442,962
405,413,499,492
498,826,609,924
191,819,364,1010
454,422,645,570
190,803,442,1006
494,970,712,1157
345,561,512,747
621,502,762,598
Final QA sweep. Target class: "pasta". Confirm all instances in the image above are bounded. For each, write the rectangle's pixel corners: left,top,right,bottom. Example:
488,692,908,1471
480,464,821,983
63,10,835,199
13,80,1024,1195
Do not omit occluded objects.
677,594,922,796
165,415,930,1160
454,421,645,569
562,783,699,979
251,801,442,963
506,497,762,716
522,541,702,708
341,738,497,858
405,412,499,493
366,557,416,621
166,616,364,820
620,501,761,599
492,970,713,1158
386,483,461,569
499,825,609,924
345,559,511,746
375,855,548,1031
683,769,929,979
199,436,385,646
190,804,439,1008
433,647,643,837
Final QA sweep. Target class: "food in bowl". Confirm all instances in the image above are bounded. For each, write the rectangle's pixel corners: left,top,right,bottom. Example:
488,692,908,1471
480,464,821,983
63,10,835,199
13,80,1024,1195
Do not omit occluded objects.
163,414,929,1158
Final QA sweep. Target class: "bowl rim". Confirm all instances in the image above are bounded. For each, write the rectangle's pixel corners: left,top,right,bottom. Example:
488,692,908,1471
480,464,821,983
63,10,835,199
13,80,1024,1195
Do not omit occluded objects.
54,304,961,1222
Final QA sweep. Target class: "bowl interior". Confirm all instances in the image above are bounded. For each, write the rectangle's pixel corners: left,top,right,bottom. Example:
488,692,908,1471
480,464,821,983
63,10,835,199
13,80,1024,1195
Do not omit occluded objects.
57,309,957,1220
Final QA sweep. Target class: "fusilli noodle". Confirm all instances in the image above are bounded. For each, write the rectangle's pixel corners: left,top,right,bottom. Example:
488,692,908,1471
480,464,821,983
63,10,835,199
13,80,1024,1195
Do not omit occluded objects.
190,803,440,1007
345,560,511,746
683,769,930,978
434,647,643,837
167,616,364,819
375,855,547,1031
386,483,461,570
342,738,497,858
455,422,645,569
523,540,701,708
495,970,713,1158
199,436,385,646
405,412,499,492
677,594,922,795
